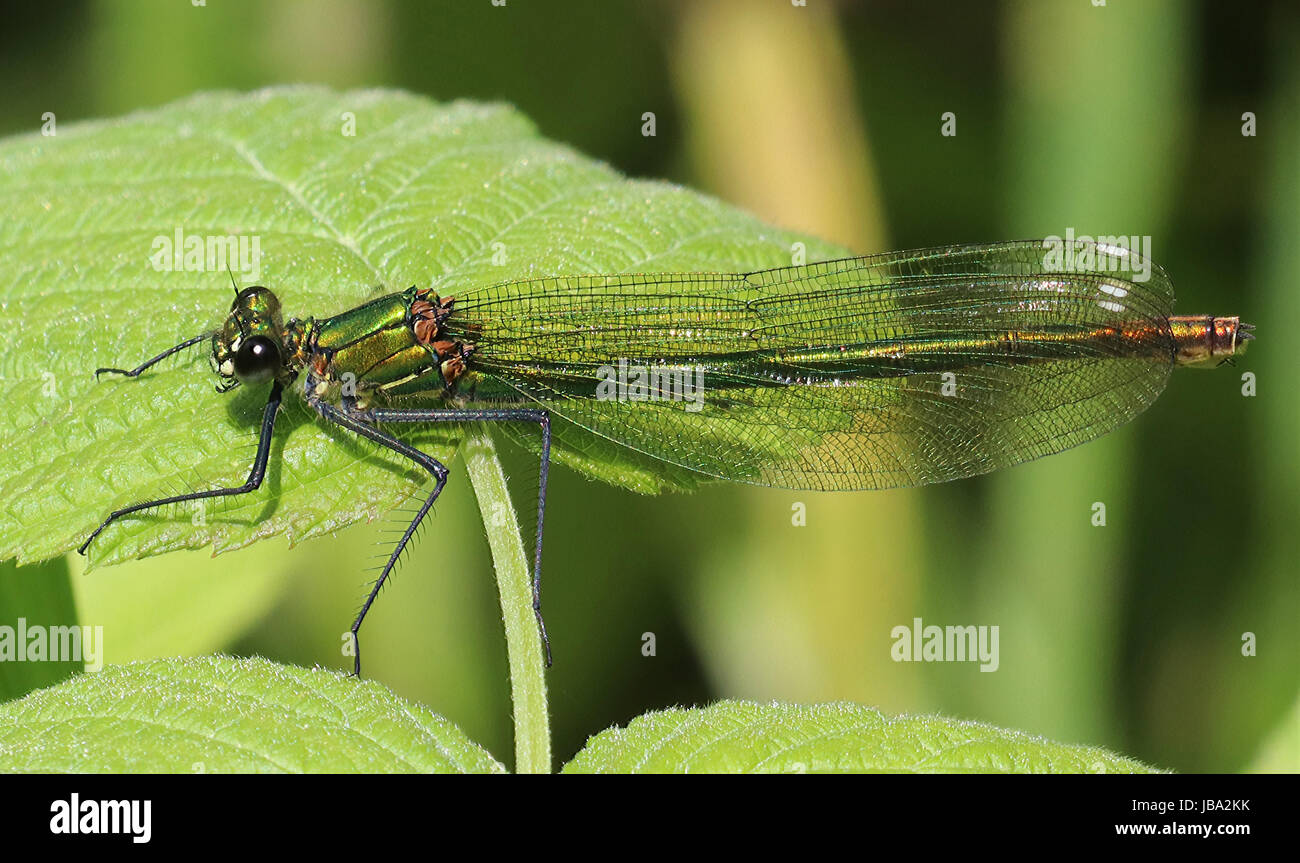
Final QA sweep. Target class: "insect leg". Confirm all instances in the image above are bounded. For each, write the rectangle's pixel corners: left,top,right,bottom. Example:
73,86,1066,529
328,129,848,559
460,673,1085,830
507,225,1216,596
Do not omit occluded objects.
94,331,215,378
305,394,450,677
78,380,285,554
367,406,553,666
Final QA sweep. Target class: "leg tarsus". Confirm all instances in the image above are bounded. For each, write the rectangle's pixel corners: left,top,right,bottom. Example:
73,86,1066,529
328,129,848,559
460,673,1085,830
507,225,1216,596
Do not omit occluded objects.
348,630,361,677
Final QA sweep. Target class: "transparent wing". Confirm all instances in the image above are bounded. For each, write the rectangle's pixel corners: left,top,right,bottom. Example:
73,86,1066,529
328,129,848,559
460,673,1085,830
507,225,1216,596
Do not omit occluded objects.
448,240,1177,491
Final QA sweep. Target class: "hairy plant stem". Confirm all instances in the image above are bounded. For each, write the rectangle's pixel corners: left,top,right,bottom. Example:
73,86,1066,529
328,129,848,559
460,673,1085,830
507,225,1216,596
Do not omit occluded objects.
462,425,551,774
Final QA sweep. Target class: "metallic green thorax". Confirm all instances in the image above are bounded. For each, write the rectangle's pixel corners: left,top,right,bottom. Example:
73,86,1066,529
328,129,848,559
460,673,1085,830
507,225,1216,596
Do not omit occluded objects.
212,285,473,402
310,286,472,399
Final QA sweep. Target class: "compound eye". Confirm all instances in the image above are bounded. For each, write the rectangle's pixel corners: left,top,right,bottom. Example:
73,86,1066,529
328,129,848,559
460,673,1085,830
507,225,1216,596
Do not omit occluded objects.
233,335,280,384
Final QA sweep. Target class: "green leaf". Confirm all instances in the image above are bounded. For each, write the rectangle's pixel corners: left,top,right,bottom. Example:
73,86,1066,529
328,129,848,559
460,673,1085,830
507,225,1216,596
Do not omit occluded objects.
0,86,836,568
562,700,1165,773
0,655,504,773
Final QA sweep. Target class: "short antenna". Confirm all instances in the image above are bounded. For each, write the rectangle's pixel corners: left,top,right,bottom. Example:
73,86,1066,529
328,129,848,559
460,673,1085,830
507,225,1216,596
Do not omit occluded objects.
226,262,241,297
225,263,250,338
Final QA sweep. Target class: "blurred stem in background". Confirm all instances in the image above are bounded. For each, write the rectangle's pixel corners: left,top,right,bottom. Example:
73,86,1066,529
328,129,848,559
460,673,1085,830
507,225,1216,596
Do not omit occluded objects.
976,0,1192,748
1243,11,1300,771
670,0,928,713
671,0,886,252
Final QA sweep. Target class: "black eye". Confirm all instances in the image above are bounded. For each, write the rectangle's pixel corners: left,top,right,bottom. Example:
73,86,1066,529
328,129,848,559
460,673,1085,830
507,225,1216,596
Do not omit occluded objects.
233,335,280,384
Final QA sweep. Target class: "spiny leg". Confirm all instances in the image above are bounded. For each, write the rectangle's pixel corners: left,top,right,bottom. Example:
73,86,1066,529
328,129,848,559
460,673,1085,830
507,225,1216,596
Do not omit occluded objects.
367,406,553,666
306,396,450,677
79,381,284,554
94,331,214,378
319,395,554,672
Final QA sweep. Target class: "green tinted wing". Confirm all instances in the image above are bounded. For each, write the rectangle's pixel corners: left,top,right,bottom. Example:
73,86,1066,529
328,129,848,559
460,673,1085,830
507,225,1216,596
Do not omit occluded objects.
451,241,1177,491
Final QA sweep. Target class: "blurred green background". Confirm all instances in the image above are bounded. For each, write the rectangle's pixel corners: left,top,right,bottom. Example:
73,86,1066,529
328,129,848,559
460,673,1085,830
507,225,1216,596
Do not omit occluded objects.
1,0,1295,773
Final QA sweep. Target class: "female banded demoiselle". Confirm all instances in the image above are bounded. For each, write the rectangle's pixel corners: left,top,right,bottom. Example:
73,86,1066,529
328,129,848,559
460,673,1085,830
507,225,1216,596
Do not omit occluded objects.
79,239,1253,674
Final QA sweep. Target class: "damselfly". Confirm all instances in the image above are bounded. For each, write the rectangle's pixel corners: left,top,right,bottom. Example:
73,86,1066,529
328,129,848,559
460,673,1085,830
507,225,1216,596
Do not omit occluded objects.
79,240,1253,674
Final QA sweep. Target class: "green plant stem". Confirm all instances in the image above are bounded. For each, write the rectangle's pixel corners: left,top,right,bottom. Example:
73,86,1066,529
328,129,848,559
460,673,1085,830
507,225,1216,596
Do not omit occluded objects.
462,425,551,774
